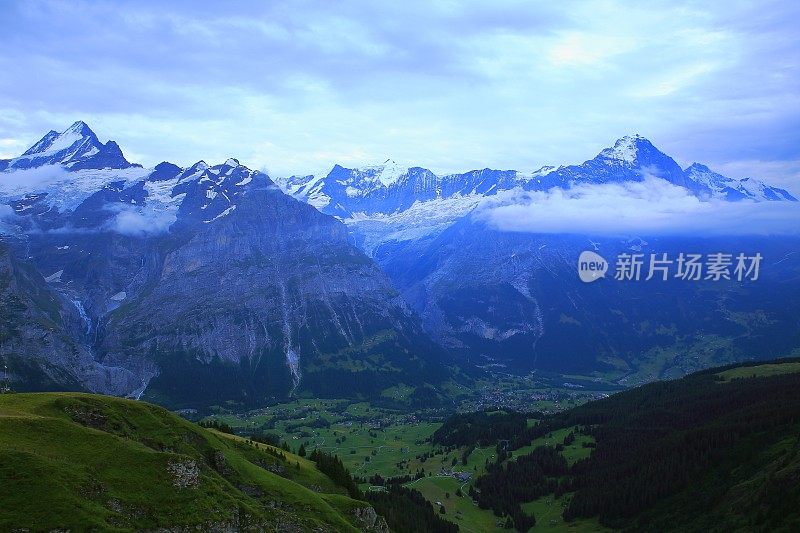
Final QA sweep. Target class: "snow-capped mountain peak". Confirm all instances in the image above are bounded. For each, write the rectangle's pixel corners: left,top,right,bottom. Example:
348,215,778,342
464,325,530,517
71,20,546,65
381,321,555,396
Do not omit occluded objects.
0,125,267,220
2,120,136,172
63,119,95,138
531,165,559,177
599,134,655,163
274,133,796,258
737,177,797,202
21,130,60,155
366,158,405,187
686,162,711,172
21,120,99,158
684,162,734,187
683,162,796,202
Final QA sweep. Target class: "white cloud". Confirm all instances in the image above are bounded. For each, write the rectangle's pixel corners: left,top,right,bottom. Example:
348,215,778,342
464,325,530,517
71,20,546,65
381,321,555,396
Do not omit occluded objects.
0,165,70,195
547,32,634,67
631,62,718,98
105,205,175,236
0,137,26,159
476,176,800,236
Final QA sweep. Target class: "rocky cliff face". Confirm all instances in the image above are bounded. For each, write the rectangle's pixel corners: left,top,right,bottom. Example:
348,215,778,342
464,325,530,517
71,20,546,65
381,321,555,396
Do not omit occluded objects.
95,168,446,407
0,123,449,407
0,241,147,394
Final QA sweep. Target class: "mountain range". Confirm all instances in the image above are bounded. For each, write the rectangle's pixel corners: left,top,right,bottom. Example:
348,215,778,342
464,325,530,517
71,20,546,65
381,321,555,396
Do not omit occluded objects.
1,122,798,406
281,134,796,213
0,122,449,408
276,134,796,255
276,133,800,384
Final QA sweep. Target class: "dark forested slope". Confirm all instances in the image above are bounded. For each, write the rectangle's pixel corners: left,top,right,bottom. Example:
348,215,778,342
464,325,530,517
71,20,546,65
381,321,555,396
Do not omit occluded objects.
441,359,800,532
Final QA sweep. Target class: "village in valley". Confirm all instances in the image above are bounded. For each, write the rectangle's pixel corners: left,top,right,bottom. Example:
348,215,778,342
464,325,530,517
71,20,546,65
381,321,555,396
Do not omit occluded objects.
198,375,614,532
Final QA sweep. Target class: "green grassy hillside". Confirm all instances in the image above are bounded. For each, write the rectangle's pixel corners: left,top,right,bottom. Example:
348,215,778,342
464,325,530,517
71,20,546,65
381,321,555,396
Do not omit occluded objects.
0,392,385,532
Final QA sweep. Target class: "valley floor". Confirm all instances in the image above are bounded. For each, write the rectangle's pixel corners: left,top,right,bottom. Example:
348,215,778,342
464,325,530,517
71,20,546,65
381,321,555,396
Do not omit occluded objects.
203,376,619,532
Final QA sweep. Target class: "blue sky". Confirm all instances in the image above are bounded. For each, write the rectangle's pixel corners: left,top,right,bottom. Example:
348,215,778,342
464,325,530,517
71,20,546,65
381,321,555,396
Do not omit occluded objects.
0,0,798,191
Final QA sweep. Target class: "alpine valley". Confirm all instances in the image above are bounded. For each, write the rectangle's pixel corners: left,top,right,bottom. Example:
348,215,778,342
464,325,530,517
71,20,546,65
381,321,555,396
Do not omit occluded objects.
2,123,799,407
3,122,800,533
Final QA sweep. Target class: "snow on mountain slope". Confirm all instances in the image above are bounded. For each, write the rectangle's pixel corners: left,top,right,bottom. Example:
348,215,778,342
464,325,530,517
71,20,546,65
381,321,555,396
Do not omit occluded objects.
345,192,484,256
277,135,797,256
0,121,147,211
369,158,405,187
683,163,748,201
682,163,796,202
1,121,138,172
0,124,270,231
737,176,796,201
1,166,152,212
274,174,330,209
600,134,647,163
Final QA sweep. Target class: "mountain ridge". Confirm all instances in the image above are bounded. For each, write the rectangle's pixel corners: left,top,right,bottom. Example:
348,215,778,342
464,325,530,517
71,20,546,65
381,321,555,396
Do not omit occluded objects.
0,122,454,406
276,134,796,225
2,122,798,406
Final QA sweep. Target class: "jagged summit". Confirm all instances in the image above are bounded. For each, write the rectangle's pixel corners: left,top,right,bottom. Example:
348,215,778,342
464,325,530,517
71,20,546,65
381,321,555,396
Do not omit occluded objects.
683,160,796,202
598,134,663,164
344,158,409,188
686,162,712,172
183,160,209,175
179,158,255,179
2,120,137,172
63,119,94,137
21,120,98,158
149,161,183,181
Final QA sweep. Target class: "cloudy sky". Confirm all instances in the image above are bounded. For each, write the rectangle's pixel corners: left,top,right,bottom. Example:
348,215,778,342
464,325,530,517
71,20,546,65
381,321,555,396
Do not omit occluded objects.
0,0,798,192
